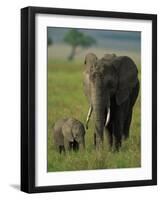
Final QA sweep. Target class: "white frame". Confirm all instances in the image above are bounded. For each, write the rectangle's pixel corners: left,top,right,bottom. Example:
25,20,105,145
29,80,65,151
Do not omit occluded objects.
35,13,152,187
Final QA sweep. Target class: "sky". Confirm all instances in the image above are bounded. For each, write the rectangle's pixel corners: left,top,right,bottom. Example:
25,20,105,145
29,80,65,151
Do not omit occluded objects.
47,27,141,53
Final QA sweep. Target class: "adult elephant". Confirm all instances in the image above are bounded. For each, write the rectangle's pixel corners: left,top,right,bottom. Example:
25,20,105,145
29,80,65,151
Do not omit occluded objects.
83,53,139,150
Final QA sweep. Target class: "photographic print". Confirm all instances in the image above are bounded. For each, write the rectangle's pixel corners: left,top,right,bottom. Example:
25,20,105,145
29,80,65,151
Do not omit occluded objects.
47,28,141,172
21,6,157,193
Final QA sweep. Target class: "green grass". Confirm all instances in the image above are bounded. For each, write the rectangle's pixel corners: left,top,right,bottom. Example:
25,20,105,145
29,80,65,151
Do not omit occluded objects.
47,59,141,172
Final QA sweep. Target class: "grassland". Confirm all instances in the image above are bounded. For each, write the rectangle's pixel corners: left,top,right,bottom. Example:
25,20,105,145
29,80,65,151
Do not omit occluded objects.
47,59,141,172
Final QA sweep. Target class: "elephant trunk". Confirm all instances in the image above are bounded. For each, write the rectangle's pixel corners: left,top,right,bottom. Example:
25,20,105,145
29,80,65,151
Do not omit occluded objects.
91,74,105,149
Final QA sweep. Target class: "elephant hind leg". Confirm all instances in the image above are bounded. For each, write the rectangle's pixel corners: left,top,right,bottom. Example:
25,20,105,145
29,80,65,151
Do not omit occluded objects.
59,145,65,154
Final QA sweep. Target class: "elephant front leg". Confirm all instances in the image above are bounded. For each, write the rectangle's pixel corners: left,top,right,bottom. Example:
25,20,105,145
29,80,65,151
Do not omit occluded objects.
94,133,96,147
114,126,122,151
113,107,125,151
105,121,113,150
73,140,79,151
64,138,72,151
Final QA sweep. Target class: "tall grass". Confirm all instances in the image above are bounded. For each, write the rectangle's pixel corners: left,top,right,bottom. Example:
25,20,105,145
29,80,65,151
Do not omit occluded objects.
47,59,141,172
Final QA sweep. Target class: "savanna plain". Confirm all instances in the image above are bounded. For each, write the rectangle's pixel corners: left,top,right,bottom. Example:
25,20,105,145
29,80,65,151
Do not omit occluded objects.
47,52,141,172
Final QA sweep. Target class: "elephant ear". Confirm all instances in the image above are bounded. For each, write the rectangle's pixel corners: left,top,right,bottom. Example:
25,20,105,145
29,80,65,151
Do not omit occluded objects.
115,89,130,105
62,119,74,142
84,53,97,66
112,56,138,105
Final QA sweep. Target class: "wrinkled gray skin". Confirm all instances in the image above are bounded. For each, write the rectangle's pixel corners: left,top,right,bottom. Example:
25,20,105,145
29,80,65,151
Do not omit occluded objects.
53,118,85,153
83,53,139,150
103,53,116,61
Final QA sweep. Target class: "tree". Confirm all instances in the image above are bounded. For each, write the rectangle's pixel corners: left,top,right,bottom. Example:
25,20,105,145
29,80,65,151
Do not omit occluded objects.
64,29,96,60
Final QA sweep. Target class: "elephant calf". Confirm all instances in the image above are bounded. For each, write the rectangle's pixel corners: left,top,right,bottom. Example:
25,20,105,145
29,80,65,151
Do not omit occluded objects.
53,118,85,153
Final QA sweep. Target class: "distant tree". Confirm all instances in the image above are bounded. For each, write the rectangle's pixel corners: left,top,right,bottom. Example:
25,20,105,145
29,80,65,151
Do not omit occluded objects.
48,37,53,46
64,29,96,60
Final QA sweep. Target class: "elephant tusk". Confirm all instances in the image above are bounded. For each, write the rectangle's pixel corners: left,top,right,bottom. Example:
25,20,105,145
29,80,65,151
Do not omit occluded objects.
105,108,110,127
86,106,93,129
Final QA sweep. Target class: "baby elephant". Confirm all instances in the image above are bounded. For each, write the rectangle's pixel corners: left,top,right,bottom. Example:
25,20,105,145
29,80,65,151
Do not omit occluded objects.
53,118,85,153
